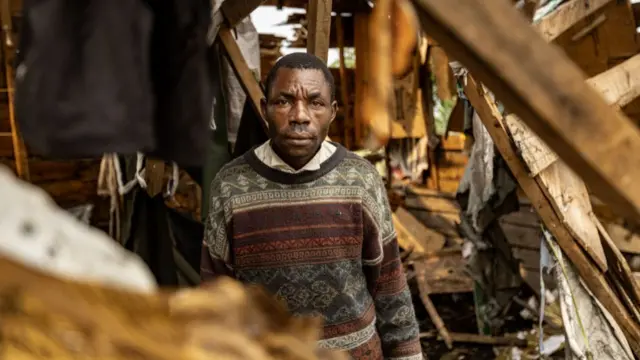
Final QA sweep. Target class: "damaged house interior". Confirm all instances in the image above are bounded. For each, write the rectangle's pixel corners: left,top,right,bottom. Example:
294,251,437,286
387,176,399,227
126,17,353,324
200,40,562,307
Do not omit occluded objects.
1,0,640,358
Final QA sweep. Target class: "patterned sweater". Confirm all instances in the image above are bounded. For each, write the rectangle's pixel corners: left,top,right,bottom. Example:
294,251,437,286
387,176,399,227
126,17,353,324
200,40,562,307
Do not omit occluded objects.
201,144,422,360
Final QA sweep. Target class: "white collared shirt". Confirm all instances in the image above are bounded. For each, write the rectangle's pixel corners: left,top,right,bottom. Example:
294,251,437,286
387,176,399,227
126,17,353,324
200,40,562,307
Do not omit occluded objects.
254,140,336,173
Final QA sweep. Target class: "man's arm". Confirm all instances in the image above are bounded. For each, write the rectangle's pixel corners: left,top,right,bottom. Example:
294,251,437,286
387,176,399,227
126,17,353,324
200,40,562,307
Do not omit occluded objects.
362,175,423,360
200,175,234,282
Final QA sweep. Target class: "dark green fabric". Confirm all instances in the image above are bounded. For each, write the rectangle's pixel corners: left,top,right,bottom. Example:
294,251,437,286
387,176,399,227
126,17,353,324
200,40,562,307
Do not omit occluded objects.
201,43,231,221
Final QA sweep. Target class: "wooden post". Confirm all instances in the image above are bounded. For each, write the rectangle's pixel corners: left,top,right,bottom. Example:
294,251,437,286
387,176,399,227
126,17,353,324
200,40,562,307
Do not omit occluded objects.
306,0,333,63
353,13,369,148
411,0,640,224
335,15,351,149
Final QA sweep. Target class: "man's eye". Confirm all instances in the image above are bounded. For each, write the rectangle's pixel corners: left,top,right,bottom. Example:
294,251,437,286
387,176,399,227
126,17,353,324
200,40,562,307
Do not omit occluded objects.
311,100,323,107
275,99,288,106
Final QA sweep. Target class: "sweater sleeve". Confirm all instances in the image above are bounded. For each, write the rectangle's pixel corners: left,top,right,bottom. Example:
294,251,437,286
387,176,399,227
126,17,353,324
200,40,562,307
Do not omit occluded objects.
200,174,234,283
362,175,423,360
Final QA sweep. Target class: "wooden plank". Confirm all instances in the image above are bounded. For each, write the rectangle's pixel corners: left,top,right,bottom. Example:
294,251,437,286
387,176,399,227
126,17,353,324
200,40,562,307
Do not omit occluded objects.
412,0,640,224
393,206,446,254
360,0,392,149
604,222,640,254
596,219,640,310
534,160,607,271
335,15,351,149
218,26,268,133
461,74,640,353
535,0,613,42
505,115,557,177
411,250,473,294
353,13,368,147
306,0,333,63
587,53,640,109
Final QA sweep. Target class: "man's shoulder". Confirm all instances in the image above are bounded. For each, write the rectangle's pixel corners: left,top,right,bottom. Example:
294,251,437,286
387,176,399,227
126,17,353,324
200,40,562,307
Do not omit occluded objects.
337,150,384,180
215,155,252,180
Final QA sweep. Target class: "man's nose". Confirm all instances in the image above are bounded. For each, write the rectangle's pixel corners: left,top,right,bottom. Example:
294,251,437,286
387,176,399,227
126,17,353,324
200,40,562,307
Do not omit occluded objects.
289,100,311,124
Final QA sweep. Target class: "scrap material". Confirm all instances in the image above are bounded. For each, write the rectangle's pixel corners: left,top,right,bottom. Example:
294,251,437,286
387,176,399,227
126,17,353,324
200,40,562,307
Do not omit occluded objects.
411,0,640,224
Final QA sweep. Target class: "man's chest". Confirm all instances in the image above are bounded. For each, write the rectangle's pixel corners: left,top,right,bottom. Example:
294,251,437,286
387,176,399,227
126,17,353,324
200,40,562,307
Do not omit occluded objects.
226,195,365,270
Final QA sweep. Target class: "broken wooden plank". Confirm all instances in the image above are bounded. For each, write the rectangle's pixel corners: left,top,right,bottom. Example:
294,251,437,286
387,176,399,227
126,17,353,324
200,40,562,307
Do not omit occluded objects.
218,26,268,133
535,0,613,42
596,219,640,310
393,206,446,254
306,0,333,63
461,74,640,353
535,160,606,271
411,250,473,294
412,0,640,225
587,53,640,108
415,262,453,349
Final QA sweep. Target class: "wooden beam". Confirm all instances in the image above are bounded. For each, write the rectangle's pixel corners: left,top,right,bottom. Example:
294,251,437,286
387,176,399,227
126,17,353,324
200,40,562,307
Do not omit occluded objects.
335,15,351,149
587,53,640,108
412,0,640,224
462,75,640,355
534,0,613,42
306,0,333,63
360,0,392,149
218,26,268,133
393,207,446,254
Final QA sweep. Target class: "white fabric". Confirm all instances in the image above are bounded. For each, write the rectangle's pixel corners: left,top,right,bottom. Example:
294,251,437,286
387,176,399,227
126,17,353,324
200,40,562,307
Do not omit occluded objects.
543,231,633,360
254,140,337,173
221,18,261,145
0,165,157,293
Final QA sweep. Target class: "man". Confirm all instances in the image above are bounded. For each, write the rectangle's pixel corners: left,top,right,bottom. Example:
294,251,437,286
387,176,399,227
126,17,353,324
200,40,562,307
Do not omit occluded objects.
201,52,422,360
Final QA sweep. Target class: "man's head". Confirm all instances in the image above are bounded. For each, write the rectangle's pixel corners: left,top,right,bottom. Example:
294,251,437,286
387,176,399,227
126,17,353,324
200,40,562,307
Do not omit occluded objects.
261,52,337,169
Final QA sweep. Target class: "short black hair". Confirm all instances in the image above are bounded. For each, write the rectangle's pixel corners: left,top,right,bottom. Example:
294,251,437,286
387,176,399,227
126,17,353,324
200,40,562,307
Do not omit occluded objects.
264,52,335,101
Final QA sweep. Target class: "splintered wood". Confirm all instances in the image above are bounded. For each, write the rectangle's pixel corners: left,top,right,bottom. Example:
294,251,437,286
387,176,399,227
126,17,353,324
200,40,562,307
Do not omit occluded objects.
0,256,346,360
411,0,640,224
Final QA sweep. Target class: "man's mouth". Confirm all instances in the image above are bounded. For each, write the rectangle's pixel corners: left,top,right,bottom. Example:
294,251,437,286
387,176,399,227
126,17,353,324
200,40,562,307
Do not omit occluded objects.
284,137,313,146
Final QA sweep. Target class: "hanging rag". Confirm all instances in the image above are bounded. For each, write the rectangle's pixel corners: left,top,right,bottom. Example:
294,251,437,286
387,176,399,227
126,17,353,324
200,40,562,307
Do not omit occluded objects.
15,0,212,168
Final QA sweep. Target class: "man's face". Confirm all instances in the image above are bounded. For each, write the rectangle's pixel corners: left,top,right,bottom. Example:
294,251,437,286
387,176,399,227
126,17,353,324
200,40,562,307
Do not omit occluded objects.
262,68,337,165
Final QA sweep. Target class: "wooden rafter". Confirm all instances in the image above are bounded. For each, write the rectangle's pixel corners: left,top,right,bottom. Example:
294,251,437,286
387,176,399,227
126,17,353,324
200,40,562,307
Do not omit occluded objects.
411,0,640,224
534,0,613,42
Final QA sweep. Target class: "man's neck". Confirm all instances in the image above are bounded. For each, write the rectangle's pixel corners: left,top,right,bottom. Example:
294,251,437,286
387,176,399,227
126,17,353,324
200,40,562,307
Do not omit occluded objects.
270,141,322,171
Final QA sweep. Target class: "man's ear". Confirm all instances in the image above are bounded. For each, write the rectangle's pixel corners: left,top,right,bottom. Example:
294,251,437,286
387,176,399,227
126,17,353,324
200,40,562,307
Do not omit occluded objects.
260,97,268,118
330,100,338,124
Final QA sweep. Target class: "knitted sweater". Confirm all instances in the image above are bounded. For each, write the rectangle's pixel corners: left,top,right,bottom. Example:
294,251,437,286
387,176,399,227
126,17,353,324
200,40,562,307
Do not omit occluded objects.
201,144,422,360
